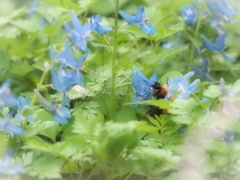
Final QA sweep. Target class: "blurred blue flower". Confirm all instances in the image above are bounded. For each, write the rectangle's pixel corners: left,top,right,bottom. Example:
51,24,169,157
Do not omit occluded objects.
89,15,113,35
0,149,25,175
0,115,23,135
64,10,93,52
192,58,216,82
34,89,71,124
51,66,74,107
119,6,156,34
65,40,87,85
15,96,35,123
206,0,237,23
202,33,233,61
180,5,197,26
48,46,67,67
200,97,210,113
131,66,158,106
165,71,200,100
0,80,17,108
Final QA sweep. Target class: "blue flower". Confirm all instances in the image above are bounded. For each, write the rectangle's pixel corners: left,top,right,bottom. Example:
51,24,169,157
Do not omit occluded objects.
0,149,25,175
34,89,71,124
48,46,67,67
206,0,237,23
202,33,233,61
0,115,23,135
119,6,156,34
15,96,35,123
165,71,200,100
64,10,93,52
131,66,158,106
51,65,74,107
192,58,216,82
0,80,17,108
89,15,113,35
65,40,87,85
180,5,197,26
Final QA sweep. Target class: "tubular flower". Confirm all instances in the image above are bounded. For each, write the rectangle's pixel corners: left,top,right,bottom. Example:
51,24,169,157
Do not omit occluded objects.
0,80,17,108
119,6,156,34
64,10,93,52
165,71,200,100
34,89,71,125
65,40,87,85
202,33,233,61
131,66,158,106
15,96,35,123
192,58,216,82
89,15,113,35
51,66,74,107
49,45,75,107
206,0,237,23
0,149,25,175
0,115,23,135
180,5,197,26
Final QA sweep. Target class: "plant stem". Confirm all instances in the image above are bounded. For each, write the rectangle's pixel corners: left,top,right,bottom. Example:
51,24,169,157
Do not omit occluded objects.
86,165,98,180
187,7,203,72
124,172,133,180
67,162,74,180
110,0,119,119
22,61,54,129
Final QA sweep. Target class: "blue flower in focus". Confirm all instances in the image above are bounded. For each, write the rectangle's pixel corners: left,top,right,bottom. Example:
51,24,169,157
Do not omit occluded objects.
131,66,158,106
119,6,156,34
0,80,17,108
65,40,87,85
15,96,35,123
202,33,233,61
0,115,23,135
165,71,200,100
89,15,113,35
0,149,25,175
206,0,237,23
180,5,197,26
64,10,93,52
34,89,71,125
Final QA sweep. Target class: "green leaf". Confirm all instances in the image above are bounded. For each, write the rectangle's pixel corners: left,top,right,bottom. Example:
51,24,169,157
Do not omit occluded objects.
130,99,173,109
114,106,137,122
33,108,60,141
16,151,64,179
203,85,222,99
143,46,187,66
23,120,58,139
72,101,99,120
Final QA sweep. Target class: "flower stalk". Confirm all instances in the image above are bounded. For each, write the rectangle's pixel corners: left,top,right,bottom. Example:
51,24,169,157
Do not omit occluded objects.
110,0,119,119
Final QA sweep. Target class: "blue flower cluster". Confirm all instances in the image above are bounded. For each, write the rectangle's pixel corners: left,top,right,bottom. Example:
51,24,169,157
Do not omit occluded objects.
0,81,23,135
131,67,200,106
180,0,237,81
42,11,113,124
64,10,112,52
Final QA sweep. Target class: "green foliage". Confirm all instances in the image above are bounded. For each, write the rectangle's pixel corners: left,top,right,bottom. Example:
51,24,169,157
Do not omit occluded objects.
0,0,240,179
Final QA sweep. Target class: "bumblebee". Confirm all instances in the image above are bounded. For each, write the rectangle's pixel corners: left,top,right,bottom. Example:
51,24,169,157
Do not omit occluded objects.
150,82,168,100
147,82,169,118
